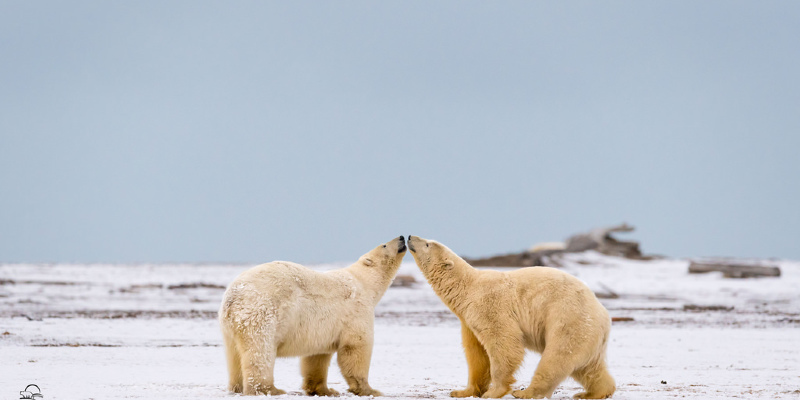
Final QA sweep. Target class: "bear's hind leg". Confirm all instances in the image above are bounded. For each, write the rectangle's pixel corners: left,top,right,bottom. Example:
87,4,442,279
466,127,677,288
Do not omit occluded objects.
451,320,491,398
238,332,286,396
571,359,615,399
512,348,573,399
222,331,243,393
302,353,340,396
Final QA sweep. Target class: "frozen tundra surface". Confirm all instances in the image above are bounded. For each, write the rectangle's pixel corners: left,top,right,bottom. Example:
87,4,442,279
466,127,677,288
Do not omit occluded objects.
1,252,799,399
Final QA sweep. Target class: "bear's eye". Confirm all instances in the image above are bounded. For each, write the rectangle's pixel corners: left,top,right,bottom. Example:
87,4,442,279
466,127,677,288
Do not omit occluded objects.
383,245,386,248
426,243,429,247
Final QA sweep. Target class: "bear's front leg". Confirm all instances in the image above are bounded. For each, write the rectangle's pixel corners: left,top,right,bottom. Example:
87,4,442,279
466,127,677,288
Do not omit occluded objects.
337,342,382,396
476,330,524,399
302,353,340,396
451,320,491,398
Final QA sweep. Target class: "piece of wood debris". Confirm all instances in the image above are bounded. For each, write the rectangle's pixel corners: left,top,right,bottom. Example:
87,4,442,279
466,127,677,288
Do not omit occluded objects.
688,261,780,278
612,317,634,322
391,275,417,288
683,304,734,312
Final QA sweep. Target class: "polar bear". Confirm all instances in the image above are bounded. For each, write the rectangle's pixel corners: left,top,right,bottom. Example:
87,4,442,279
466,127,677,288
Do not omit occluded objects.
219,236,407,396
407,236,615,399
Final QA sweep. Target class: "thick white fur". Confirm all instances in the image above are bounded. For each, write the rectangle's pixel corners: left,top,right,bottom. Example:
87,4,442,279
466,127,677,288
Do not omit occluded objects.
219,236,406,396
408,236,615,400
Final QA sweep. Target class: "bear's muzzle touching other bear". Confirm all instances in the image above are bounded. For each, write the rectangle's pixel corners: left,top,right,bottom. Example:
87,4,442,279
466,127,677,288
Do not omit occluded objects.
408,235,615,399
219,236,407,396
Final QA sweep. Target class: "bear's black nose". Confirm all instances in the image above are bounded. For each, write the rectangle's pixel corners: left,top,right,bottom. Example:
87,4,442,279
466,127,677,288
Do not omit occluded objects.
398,235,405,242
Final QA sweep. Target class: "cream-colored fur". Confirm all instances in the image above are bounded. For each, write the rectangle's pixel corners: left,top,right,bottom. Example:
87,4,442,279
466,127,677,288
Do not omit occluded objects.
408,236,615,400
219,236,407,396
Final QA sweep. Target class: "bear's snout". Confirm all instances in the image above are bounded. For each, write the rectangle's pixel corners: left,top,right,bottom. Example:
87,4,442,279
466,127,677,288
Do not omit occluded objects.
397,235,406,253
407,235,416,252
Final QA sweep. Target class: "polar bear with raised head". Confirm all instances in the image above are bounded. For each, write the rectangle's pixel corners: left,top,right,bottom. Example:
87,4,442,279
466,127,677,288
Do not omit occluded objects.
407,236,615,399
219,236,407,396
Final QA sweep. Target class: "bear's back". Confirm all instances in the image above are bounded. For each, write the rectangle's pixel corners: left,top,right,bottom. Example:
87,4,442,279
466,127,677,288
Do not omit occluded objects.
507,266,609,322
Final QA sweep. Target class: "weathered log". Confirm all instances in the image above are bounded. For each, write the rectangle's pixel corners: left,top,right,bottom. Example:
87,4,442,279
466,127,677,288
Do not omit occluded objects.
688,261,780,278
528,242,566,253
463,248,564,268
683,304,734,312
565,223,643,258
463,223,649,267
391,274,417,288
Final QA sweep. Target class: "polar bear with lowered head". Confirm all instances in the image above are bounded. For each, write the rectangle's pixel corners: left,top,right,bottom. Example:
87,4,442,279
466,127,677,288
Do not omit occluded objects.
408,236,615,399
219,236,407,396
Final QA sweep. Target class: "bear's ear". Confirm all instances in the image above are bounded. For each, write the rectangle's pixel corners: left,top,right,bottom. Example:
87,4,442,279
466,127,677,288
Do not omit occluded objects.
362,257,374,267
438,259,454,269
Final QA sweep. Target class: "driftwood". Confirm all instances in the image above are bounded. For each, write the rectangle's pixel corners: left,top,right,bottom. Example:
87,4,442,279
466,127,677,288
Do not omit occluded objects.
565,223,643,258
464,223,648,267
611,317,634,322
683,304,734,312
464,249,563,268
391,274,417,288
688,261,780,278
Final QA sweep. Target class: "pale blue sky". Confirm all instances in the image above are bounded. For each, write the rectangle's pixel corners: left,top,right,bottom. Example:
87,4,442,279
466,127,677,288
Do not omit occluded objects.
1,1,798,263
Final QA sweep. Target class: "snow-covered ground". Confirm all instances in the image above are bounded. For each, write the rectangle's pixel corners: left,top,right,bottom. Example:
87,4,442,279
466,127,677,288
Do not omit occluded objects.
2,252,799,399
